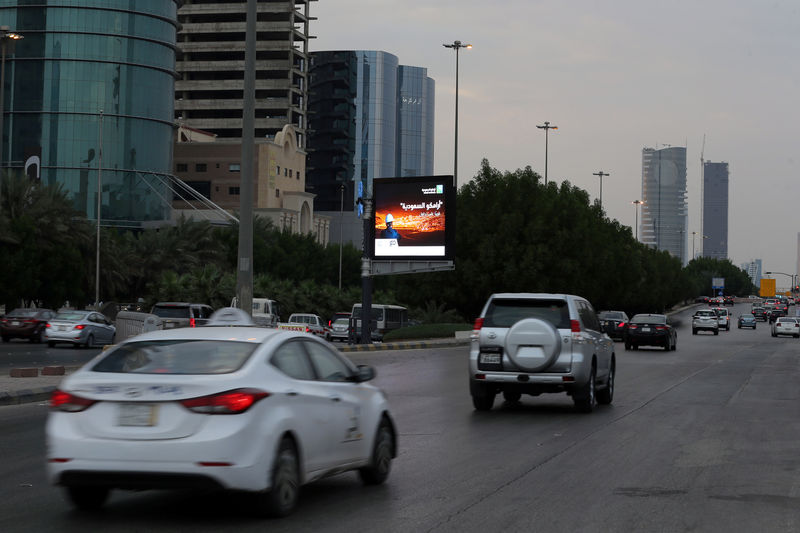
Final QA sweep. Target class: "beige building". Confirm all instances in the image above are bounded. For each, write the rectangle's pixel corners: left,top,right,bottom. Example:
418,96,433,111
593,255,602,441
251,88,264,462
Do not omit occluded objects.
172,124,329,244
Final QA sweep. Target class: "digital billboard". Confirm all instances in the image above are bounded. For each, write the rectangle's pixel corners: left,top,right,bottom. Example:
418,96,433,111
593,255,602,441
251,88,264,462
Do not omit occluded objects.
372,176,455,260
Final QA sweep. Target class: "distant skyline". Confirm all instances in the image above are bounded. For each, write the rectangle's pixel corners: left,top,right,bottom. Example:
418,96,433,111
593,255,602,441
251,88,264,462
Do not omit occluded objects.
310,0,800,277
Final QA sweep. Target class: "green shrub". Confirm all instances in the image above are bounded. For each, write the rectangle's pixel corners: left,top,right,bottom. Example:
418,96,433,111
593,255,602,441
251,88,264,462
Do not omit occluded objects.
382,323,472,341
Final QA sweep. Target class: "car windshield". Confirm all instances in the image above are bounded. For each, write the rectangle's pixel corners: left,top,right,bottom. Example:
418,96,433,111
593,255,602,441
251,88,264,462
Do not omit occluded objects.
8,309,38,317
91,340,257,374
599,311,624,320
54,311,89,321
631,314,667,324
333,318,349,326
151,306,191,319
696,311,715,317
483,299,570,329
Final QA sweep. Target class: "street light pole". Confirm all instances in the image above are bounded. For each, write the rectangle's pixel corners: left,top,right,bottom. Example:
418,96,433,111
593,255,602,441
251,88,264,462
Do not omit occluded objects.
338,183,344,291
0,26,22,212
536,121,558,185
95,110,103,310
593,171,609,210
632,200,644,241
443,40,471,186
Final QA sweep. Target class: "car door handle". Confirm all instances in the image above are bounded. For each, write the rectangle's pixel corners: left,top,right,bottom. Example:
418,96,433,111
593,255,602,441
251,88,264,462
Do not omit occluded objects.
285,391,299,397
329,395,342,402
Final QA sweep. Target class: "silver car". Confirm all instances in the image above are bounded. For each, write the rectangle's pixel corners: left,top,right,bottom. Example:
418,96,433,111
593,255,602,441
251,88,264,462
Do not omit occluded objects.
329,317,350,342
469,293,615,413
45,310,116,348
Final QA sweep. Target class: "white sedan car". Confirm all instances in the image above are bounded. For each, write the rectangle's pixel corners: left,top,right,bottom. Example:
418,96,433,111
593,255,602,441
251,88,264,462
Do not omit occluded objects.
771,316,800,338
46,313,396,517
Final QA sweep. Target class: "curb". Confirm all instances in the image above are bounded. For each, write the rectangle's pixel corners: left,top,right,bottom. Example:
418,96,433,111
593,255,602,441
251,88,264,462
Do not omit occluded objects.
0,386,57,406
340,338,470,352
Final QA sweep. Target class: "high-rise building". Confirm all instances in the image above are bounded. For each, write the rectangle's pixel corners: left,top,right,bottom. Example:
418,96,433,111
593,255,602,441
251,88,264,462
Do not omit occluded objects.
175,1,311,147
306,50,435,244
702,161,729,259
1,2,179,223
640,146,688,263
742,259,762,287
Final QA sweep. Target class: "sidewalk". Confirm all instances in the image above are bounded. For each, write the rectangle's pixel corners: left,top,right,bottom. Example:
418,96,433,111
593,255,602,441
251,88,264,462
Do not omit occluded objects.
0,337,471,406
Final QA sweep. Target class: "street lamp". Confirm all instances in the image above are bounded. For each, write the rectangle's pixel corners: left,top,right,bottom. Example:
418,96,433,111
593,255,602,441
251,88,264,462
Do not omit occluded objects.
338,183,344,292
691,231,708,260
631,200,644,241
592,171,609,210
0,26,22,211
765,271,796,292
536,121,558,185
443,40,471,186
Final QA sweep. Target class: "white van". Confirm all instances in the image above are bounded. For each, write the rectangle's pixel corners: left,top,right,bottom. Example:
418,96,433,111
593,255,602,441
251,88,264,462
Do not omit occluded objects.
230,297,281,327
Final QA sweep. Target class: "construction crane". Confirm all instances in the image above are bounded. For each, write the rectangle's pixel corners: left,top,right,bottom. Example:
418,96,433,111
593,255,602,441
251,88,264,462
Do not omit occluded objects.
699,134,705,258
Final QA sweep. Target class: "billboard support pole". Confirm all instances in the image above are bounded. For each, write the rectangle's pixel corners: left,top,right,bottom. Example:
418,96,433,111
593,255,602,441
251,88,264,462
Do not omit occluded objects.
360,197,373,344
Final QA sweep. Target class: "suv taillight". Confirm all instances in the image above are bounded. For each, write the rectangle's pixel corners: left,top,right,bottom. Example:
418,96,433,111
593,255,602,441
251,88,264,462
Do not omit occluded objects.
473,318,484,331
190,318,196,328
570,319,581,333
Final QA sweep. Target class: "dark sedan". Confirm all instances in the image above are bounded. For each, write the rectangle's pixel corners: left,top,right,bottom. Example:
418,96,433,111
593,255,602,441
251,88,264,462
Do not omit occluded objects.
752,306,767,321
625,313,677,351
598,310,629,340
1,308,56,343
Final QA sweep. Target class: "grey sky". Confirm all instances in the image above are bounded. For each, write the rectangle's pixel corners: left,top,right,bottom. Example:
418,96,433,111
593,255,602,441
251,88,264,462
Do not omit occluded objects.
311,0,800,285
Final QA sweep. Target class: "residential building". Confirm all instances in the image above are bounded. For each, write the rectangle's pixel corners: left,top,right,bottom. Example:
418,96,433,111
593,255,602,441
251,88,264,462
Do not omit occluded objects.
1,2,179,223
742,259,762,288
306,50,435,246
174,0,311,147
640,146,688,264
702,161,729,260
173,124,329,244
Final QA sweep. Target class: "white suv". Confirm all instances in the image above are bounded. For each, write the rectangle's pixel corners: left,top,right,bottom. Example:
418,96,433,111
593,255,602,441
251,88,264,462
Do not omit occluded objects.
469,293,615,413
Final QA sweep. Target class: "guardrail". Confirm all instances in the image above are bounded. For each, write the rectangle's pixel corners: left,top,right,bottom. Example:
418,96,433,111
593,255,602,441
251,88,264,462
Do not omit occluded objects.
114,311,163,343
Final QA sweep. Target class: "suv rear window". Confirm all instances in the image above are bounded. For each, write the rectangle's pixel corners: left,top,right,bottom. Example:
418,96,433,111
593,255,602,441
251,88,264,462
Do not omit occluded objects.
483,299,570,329
151,305,191,319
92,340,257,374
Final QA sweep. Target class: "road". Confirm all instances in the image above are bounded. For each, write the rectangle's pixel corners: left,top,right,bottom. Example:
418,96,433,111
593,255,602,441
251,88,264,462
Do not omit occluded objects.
1,303,800,531
0,340,102,370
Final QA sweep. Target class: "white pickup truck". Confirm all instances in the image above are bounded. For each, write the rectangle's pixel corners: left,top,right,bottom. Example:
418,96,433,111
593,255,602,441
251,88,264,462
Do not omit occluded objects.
278,313,331,341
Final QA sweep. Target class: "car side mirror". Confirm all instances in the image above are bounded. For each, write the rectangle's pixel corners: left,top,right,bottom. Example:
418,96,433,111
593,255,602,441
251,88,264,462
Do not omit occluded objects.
355,365,376,383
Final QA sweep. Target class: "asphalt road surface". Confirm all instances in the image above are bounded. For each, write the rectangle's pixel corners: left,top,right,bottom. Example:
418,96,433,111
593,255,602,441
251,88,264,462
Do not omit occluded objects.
2,303,799,532
0,340,102,370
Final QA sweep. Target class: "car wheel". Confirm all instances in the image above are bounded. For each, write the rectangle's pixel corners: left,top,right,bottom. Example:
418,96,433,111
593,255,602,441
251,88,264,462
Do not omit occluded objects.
772,331,777,337
1,336,8,343
573,365,596,413
624,342,631,350
714,329,719,335
359,419,394,485
738,325,741,329
664,338,670,351
85,334,95,349
471,382,495,411
255,437,300,518
47,341,55,348
502,391,522,403
692,329,697,335
597,360,614,405
671,337,677,351
65,486,110,511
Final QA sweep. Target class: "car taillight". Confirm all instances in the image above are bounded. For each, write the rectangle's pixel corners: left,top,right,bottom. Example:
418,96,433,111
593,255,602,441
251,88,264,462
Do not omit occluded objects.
24,318,36,324
656,326,667,330
190,318,196,328
50,389,96,412
473,318,484,331
570,319,581,333
629,324,638,330
46,323,51,328
618,322,625,328
181,388,270,414
74,324,85,330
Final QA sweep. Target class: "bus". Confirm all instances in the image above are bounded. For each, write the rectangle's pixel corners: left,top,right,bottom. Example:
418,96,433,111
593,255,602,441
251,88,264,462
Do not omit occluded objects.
350,304,408,341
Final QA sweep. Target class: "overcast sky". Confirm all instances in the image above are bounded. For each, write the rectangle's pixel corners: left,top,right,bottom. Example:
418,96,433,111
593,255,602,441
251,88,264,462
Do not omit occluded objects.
311,0,800,286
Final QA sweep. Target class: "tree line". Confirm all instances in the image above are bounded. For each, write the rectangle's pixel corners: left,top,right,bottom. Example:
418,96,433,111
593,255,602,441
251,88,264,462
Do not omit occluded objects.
0,164,756,321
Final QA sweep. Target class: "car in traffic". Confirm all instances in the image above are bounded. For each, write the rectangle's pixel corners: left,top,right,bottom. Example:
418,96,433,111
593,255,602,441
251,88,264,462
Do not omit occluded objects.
329,317,351,342
469,293,615,413
328,311,351,329
44,310,116,348
771,316,800,338
598,310,629,341
1,308,56,343
712,307,731,331
46,309,396,517
282,313,331,341
751,306,767,321
723,296,735,306
692,309,719,335
150,302,214,329
625,313,677,351
737,313,757,330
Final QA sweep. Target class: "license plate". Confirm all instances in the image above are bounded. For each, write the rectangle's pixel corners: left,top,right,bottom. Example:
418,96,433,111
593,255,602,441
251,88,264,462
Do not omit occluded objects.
11,321,20,326
164,323,174,329
59,325,67,331
480,353,501,364
642,327,651,332
117,403,158,427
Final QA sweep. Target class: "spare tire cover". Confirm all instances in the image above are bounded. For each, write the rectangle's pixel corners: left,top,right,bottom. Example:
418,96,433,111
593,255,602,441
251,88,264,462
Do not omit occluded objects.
504,318,562,372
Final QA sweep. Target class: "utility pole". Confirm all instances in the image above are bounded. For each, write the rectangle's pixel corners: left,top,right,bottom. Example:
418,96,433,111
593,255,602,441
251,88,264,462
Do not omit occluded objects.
593,171,609,210
536,121,558,185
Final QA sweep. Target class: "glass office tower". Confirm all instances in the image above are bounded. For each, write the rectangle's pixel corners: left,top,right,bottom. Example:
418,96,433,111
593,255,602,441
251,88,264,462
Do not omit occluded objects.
1,1,179,223
641,146,688,263
702,161,729,260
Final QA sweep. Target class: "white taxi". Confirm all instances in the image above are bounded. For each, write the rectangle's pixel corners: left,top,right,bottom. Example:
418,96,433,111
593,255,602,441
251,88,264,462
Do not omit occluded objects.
46,309,396,517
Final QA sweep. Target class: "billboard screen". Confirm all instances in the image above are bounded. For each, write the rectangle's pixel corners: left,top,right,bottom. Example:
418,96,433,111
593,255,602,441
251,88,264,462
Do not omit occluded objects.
372,175,456,260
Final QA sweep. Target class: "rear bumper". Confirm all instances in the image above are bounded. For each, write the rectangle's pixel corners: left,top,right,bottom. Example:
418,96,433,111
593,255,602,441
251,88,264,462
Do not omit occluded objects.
626,333,669,346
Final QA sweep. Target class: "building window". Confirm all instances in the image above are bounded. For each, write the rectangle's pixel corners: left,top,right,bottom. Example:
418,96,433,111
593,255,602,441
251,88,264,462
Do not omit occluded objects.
176,163,188,172
175,181,210,200
229,186,240,195
229,163,241,172
289,169,293,178
297,171,301,180
276,165,280,175
284,168,288,176
276,189,280,197
196,163,207,172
